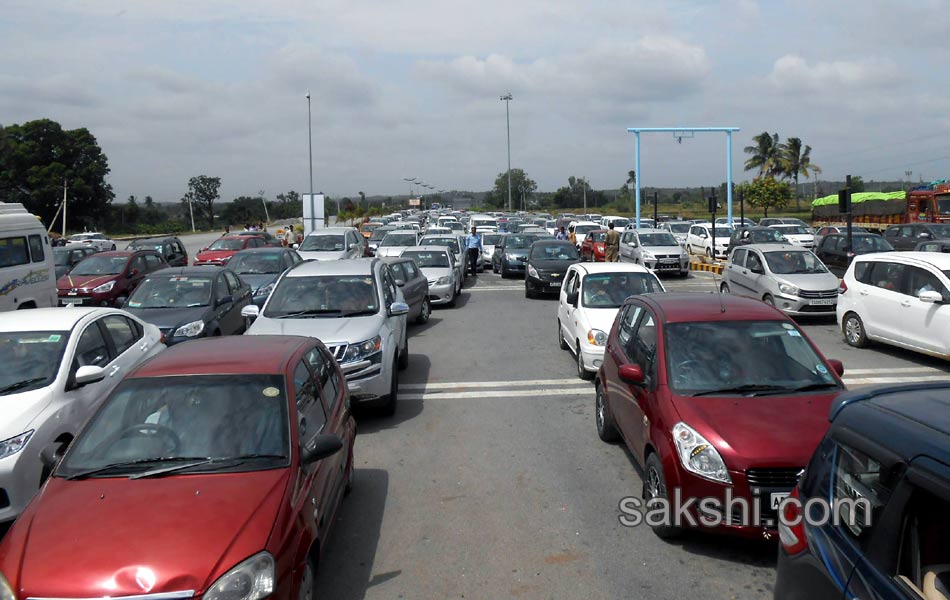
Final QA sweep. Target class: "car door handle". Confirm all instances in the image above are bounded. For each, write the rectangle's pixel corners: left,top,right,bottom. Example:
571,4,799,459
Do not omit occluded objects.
859,290,869,296
139,341,149,352
109,365,120,377
901,300,912,307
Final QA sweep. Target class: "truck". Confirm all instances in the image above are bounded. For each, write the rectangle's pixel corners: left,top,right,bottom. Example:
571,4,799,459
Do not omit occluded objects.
812,181,950,232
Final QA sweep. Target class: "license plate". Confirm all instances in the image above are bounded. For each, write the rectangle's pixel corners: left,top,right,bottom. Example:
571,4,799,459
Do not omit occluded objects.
770,492,790,509
549,281,561,287
660,259,678,264
808,299,835,306
60,298,84,305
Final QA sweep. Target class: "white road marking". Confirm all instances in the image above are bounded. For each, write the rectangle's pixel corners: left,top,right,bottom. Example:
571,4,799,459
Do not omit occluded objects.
400,378,587,391
844,375,950,385
465,286,526,291
399,388,593,401
843,367,948,375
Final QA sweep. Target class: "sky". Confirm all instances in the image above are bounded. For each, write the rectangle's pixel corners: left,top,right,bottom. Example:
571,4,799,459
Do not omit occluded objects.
2,0,949,203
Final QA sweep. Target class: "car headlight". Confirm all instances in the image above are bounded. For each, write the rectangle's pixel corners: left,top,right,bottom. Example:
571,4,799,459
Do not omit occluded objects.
672,422,732,484
255,282,275,297
641,251,655,260
587,329,608,346
0,572,15,600
174,320,206,338
436,276,451,285
92,280,115,293
0,430,33,460
527,265,539,278
778,283,800,296
342,335,382,363
203,551,274,600
506,253,517,261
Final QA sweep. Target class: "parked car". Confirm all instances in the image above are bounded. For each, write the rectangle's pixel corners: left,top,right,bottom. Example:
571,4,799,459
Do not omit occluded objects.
492,233,541,277
626,217,657,230
595,293,845,539
685,223,732,259
0,204,58,311
837,252,950,359
481,233,504,269
419,235,467,283
375,231,420,258
601,216,630,230
525,240,581,298
915,238,950,253
381,255,431,322
52,245,98,279
813,225,867,248
57,250,167,307
619,229,690,276
400,247,459,308
297,227,364,261
580,229,608,262
774,381,950,600
557,263,664,380
716,217,757,227
769,224,816,249
367,225,397,255
0,307,164,526
226,247,303,307
570,222,601,249
67,232,114,252
662,221,692,245
759,217,810,229
722,244,840,316
728,226,789,254
126,235,189,267
884,222,950,251
243,258,409,415
815,233,893,277
231,229,283,247
194,235,266,266
0,335,354,600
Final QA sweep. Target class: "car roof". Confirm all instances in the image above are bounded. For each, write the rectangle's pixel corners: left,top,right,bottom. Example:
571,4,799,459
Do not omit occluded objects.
572,221,600,226
132,335,314,377
231,247,288,255
407,245,451,253
574,262,653,275
741,243,808,252
130,236,179,243
635,292,787,324
286,257,375,277
146,266,224,277
854,251,950,269
90,250,136,257
306,227,355,235
633,228,668,234
0,307,116,332
219,235,258,241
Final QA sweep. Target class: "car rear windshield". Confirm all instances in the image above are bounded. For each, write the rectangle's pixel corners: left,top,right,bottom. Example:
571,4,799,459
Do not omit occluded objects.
0,332,69,395
583,273,663,308
404,251,450,268
928,224,950,237
208,239,245,251
776,225,811,235
424,238,460,253
748,229,786,243
380,233,418,247
664,320,838,396
369,228,395,241
853,236,892,252
574,225,598,235
505,235,538,249
53,248,72,265
667,223,691,233
127,275,213,308
610,219,630,228
589,232,607,242
228,252,282,274
299,235,345,252
530,243,579,261
638,233,679,246
483,234,503,245
764,251,827,275
70,255,127,276
264,275,378,318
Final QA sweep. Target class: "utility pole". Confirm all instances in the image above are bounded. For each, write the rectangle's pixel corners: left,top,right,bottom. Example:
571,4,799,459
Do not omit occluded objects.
500,93,513,212
61,179,67,237
582,177,587,213
653,191,658,225
306,91,314,205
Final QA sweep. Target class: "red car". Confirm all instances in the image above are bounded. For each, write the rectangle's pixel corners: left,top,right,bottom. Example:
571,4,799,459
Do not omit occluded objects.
580,230,607,261
195,235,266,266
0,335,356,599
595,293,845,539
56,250,167,307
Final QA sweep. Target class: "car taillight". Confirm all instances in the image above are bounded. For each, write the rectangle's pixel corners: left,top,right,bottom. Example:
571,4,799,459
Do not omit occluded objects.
838,280,847,294
159,332,166,344
778,486,807,555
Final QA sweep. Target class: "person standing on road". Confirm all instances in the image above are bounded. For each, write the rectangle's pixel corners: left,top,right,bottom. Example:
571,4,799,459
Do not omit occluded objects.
605,222,621,262
568,225,577,246
555,226,569,240
463,226,483,276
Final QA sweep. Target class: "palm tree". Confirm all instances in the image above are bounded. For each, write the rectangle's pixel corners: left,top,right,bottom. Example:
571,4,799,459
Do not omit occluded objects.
779,137,822,209
626,170,636,187
743,132,783,178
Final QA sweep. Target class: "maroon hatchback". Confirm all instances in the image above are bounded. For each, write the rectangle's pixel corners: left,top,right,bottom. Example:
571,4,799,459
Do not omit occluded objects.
595,293,846,539
0,335,355,600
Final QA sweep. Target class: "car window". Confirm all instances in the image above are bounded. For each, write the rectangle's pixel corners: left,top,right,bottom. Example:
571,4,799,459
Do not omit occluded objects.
224,271,243,293
868,262,906,293
832,443,893,549
631,312,657,384
885,227,899,239
102,315,140,355
389,262,406,282
306,348,338,413
74,322,111,368
731,249,747,266
746,252,763,272
144,254,163,271
403,261,418,280
0,237,30,268
215,275,231,302
854,261,874,284
617,305,642,359
895,486,950,593
904,266,949,300
28,234,45,263
294,360,326,444
130,255,148,274
381,269,395,306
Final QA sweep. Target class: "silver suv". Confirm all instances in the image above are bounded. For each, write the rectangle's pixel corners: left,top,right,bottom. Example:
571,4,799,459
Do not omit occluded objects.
243,258,409,415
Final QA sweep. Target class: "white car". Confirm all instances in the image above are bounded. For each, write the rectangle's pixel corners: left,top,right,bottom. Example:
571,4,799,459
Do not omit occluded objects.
837,252,950,359
296,227,364,261
600,216,630,230
424,226,451,236
662,221,692,246
68,232,115,252
619,229,690,276
0,307,164,522
769,224,815,249
375,231,420,258
569,221,601,249
686,223,732,259
557,263,665,379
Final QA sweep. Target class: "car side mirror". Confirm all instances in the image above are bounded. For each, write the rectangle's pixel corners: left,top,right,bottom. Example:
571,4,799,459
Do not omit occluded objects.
389,301,410,316
74,365,106,387
618,364,644,385
292,243,300,249
919,232,932,239
827,359,845,377
918,290,943,304
241,305,260,320
700,233,708,239
349,243,360,250
394,278,405,287
566,290,578,306
216,295,233,307
128,269,139,278
301,433,343,465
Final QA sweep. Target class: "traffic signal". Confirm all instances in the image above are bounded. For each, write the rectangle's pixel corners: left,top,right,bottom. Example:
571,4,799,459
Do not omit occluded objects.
838,189,851,213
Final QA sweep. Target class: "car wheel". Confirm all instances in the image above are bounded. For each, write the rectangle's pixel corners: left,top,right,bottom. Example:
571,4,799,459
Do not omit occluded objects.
720,282,730,294
111,244,116,251
763,294,775,306
525,287,534,299
381,360,398,416
501,264,508,278
447,290,457,307
416,298,431,324
576,340,593,380
558,319,568,350
298,555,316,600
843,312,869,348
595,380,619,442
705,247,712,258
493,261,499,274
644,453,682,539
398,337,409,370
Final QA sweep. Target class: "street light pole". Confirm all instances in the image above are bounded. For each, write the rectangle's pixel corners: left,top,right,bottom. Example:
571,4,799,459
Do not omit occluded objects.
501,93,513,212
306,91,314,203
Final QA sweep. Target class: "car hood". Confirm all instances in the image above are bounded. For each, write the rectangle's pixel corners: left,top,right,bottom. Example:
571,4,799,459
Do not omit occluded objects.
419,267,453,281
643,245,685,256
57,273,119,290
0,387,53,438
531,259,578,272
249,313,384,344
577,307,622,335
503,248,531,258
670,390,840,468
13,470,288,598
196,249,236,261
375,246,412,257
125,306,210,330
775,272,841,291
235,273,279,292
298,250,346,261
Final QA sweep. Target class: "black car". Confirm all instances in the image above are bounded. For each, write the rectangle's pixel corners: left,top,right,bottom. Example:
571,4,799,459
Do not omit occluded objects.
915,238,950,253
525,240,580,298
381,256,431,324
492,234,541,277
53,246,98,279
815,233,893,276
774,382,950,600
226,247,303,307
126,236,189,267
727,226,788,254
884,223,950,251
122,266,252,344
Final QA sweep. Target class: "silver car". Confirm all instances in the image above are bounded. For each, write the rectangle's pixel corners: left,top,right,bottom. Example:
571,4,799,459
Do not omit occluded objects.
619,229,690,276
720,243,840,316
662,221,692,246
296,227,364,261
402,246,459,307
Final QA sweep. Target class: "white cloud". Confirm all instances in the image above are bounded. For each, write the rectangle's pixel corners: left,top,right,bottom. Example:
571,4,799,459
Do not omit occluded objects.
767,55,904,94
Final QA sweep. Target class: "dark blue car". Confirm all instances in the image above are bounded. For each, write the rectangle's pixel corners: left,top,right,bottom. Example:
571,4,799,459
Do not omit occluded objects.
774,382,950,599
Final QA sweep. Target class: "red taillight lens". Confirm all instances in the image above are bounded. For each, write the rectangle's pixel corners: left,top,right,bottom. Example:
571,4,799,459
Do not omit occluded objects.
778,487,807,555
838,280,848,294
159,332,166,344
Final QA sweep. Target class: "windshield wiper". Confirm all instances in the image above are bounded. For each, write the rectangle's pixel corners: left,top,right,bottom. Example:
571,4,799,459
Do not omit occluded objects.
341,309,377,317
66,456,210,480
0,377,47,394
691,384,786,397
274,309,341,319
133,454,289,478
784,382,840,393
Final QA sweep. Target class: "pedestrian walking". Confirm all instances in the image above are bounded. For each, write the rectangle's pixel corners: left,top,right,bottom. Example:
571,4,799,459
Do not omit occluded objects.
568,225,577,246
462,226,483,276
604,221,621,262
555,226,569,240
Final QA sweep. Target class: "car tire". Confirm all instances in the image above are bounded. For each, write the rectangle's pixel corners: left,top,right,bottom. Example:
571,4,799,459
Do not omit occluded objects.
398,337,409,370
447,290,457,308
525,287,534,299
843,312,869,348
558,319,569,350
720,282,730,294
492,261,499,274
298,555,317,600
763,294,775,306
381,360,398,416
416,298,431,324
111,244,116,251
576,340,593,380
595,380,619,442
644,453,682,540
501,264,508,278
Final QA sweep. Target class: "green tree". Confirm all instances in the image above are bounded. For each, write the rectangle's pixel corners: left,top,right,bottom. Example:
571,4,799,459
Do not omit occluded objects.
626,170,636,187
744,132,783,178
0,118,114,231
491,168,537,208
779,137,822,209
125,195,140,225
849,176,865,192
276,190,300,204
738,177,790,217
181,175,221,229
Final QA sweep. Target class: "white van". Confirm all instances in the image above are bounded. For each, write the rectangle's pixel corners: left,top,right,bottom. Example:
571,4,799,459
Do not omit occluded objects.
0,203,57,311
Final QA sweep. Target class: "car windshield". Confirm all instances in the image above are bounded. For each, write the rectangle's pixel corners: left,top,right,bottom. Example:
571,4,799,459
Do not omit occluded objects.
530,243,579,261
228,252,282,274
667,223,691,233
776,226,811,235
638,233,679,246
853,236,893,252
127,276,213,308
361,223,379,232
70,255,127,276
928,225,950,237
582,273,663,308
57,375,289,478
750,229,786,243
53,249,71,266
264,275,378,317
404,250,450,268
299,235,345,252
714,227,733,237
446,223,465,232
369,228,394,242
763,251,827,275
127,241,164,252
208,239,245,251
0,332,69,395
665,320,839,396
380,233,417,247
610,219,630,228
424,238,460,253
483,234,503,245
574,225,598,235
505,235,538,249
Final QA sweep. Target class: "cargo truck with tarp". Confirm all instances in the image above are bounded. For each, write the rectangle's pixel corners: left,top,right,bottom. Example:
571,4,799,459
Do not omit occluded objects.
812,181,950,232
